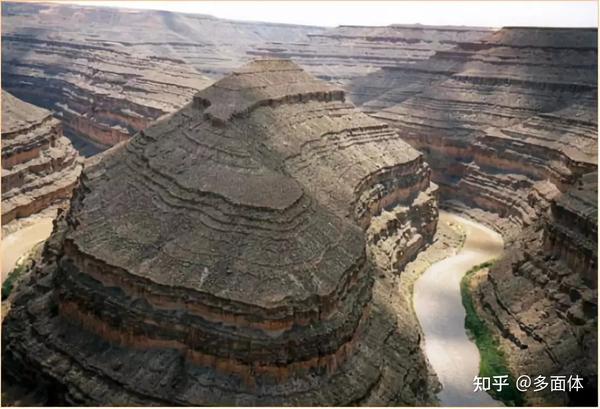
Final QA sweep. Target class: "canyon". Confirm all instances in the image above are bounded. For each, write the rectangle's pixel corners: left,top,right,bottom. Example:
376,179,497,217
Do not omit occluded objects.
352,26,598,405
2,60,439,405
2,1,492,152
0,2,597,407
414,212,504,406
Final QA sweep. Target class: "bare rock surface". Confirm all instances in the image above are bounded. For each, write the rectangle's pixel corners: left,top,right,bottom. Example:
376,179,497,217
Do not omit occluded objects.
477,173,597,405
351,27,597,405
2,2,214,151
251,25,493,83
2,60,439,406
366,28,597,234
3,4,597,404
2,2,492,153
1,90,82,228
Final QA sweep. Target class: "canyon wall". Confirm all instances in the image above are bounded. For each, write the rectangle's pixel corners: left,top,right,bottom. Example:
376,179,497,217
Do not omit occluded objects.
2,60,439,406
1,90,82,226
2,3,597,405
2,2,491,153
351,27,598,405
358,27,597,235
2,3,213,153
479,173,597,405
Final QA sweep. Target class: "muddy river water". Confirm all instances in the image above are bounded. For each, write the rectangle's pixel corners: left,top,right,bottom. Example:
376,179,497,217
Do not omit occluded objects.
1,218,54,283
414,211,504,406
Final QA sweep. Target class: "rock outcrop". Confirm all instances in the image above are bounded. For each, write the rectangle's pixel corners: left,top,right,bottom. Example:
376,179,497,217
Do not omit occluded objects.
346,26,492,108
2,60,439,406
478,173,597,405
351,27,597,405
1,90,82,226
249,25,492,84
1,2,492,153
2,2,214,153
362,27,597,237
3,4,597,403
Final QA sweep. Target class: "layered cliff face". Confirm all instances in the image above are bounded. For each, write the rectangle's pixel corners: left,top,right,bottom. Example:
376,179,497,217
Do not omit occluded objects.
2,60,439,406
361,28,597,236
478,173,597,405
2,2,493,154
351,27,598,405
1,90,82,227
2,3,214,153
249,25,492,83
347,27,493,108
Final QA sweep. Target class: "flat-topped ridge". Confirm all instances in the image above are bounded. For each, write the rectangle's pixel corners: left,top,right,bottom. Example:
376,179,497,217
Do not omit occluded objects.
1,90,53,135
482,26,598,48
0,61,439,402
194,59,345,122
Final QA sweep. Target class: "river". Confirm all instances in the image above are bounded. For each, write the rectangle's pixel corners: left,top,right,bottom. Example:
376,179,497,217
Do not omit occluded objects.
1,218,54,283
414,211,504,406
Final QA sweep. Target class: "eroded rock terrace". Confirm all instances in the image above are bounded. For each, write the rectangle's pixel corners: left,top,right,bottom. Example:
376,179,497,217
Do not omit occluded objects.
2,60,439,406
359,28,597,237
1,90,82,226
1,2,493,153
350,27,598,405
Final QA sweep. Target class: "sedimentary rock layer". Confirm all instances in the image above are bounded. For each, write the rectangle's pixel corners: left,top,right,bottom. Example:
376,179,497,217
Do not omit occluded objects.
249,25,492,83
351,27,598,405
347,28,492,108
478,173,597,405
2,60,438,406
1,90,82,225
363,27,597,236
1,2,491,152
1,37,212,153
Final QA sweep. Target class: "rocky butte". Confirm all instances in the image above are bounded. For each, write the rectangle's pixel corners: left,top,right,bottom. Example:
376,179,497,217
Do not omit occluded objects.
1,90,82,227
351,27,598,405
2,60,440,405
1,5,597,405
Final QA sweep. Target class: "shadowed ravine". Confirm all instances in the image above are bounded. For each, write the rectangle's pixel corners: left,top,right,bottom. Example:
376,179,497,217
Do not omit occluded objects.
414,211,504,406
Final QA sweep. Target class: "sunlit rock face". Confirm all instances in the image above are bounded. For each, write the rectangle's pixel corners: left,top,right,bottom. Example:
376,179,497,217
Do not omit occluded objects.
2,60,439,406
1,90,82,226
350,27,598,405
355,27,597,237
480,173,597,406
1,3,214,154
1,1,493,154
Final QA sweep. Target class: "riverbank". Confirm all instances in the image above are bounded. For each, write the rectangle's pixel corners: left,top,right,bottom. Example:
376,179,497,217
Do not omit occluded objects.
461,263,525,406
414,212,504,406
2,217,54,283
391,211,466,398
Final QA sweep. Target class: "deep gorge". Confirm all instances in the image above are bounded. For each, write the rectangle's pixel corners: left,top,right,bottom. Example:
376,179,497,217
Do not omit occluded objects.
1,2,597,406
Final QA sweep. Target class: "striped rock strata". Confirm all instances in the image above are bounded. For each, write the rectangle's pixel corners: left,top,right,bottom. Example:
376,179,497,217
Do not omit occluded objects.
2,2,491,153
2,60,438,406
478,173,597,405
2,3,213,154
1,90,82,226
351,27,598,405
356,27,597,237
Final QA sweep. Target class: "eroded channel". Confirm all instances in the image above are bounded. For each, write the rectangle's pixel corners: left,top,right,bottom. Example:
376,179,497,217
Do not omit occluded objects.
414,211,504,406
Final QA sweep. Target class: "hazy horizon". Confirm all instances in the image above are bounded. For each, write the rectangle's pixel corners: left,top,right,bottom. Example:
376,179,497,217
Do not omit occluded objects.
55,1,598,28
